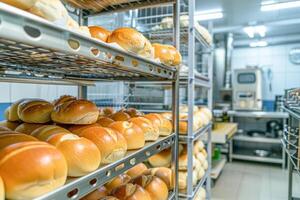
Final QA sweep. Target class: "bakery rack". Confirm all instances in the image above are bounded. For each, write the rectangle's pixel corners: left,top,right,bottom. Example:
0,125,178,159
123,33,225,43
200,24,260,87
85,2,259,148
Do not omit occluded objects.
0,1,181,199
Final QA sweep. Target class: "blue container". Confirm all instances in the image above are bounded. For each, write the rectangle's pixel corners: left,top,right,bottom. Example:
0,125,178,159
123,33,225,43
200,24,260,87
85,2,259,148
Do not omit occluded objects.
263,100,275,112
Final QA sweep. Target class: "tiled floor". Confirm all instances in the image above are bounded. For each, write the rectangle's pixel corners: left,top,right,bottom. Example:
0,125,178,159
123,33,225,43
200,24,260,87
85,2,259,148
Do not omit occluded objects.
211,161,300,200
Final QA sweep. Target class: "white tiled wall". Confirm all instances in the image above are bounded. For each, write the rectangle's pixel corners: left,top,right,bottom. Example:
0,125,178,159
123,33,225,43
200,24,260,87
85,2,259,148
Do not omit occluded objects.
232,43,300,100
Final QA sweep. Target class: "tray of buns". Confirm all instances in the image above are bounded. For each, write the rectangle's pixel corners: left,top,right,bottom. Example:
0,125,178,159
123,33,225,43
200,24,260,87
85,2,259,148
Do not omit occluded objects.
0,3,177,82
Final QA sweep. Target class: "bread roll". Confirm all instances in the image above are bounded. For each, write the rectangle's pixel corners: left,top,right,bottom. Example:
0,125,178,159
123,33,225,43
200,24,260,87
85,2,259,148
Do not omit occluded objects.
179,153,197,170
0,141,67,199
129,117,159,141
202,159,208,170
107,27,154,59
194,140,205,154
97,117,114,127
15,123,44,135
195,187,206,200
0,126,10,132
0,176,4,200
0,0,37,10
31,125,70,141
6,99,29,122
144,113,172,136
0,133,37,150
111,111,131,121
18,99,54,123
201,148,207,158
126,163,148,178
51,99,99,124
73,126,127,164
195,111,209,126
109,121,145,150
199,107,212,121
153,43,182,66
178,170,197,190
148,148,171,167
81,186,108,200
89,26,111,42
148,167,173,190
124,108,143,118
53,95,76,107
130,175,168,200
0,120,20,130
111,183,151,200
68,123,100,134
100,107,115,116
105,174,131,193
195,152,206,165
47,133,101,177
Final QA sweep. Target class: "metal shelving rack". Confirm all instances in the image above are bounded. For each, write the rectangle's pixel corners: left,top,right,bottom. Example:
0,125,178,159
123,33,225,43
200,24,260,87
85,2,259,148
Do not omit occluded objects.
0,1,180,199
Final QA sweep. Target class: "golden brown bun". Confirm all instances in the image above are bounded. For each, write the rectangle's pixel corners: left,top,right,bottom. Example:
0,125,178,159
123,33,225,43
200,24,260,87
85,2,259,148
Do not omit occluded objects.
178,153,197,170
0,126,10,132
81,186,108,200
6,99,29,121
153,43,182,66
47,133,101,177
0,141,67,199
111,111,131,121
105,174,131,193
148,167,174,190
0,176,4,200
126,163,148,178
0,120,20,130
0,0,37,10
0,133,37,150
111,183,152,200
53,95,76,107
148,148,171,168
18,99,54,123
31,125,70,141
107,27,154,59
194,140,205,154
74,126,127,164
130,175,168,200
101,107,115,116
15,123,44,135
129,117,159,141
178,170,198,190
199,107,212,121
144,114,172,136
97,117,114,127
109,121,145,150
124,108,144,118
51,99,99,124
68,123,100,134
89,26,111,42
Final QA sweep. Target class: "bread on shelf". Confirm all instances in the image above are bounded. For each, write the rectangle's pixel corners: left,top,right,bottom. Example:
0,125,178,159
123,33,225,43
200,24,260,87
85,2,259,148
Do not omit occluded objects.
124,108,144,118
105,174,131,193
148,148,171,168
0,133,38,150
5,99,29,122
100,107,115,117
0,126,10,132
89,26,111,42
129,117,159,141
0,175,4,200
126,163,148,178
31,125,70,141
0,141,67,199
53,95,77,107
81,186,108,200
147,167,174,190
51,99,99,124
153,43,182,66
15,123,45,135
144,113,172,136
97,117,115,127
110,111,131,121
0,120,20,130
111,183,152,200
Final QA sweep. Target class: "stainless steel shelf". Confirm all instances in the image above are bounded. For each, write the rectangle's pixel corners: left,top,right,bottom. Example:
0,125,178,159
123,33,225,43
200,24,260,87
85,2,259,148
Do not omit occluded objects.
178,168,209,199
233,135,282,144
232,149,283,164
283,106,300,121
213,110,289,119
0,3,177,83
35,134,175,200
179,123,212,143
180,72,211,88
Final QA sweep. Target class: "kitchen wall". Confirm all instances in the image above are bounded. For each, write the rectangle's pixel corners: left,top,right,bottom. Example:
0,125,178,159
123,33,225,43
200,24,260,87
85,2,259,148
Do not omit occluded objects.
232,43,300,100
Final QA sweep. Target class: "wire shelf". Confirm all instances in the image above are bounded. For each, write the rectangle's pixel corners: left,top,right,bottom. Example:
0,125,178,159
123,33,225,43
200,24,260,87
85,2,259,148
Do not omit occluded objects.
179,123,212,143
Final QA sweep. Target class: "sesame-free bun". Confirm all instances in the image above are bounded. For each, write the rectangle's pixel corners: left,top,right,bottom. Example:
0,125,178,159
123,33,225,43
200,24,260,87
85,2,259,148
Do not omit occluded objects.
0,126,10,132
111,183,151,200
153,43,182,66
109,121,145,150
15,123,44,135
53,95,76,107
51,99,99,125
5,99,28,122
0,141,67,199
31,125,70,141
147,167,174,190
126,163,148,178
0,120,20,130
107,27,154,59
110,111,131,121
105,174,131,193
148,148,171,168
129,117,159,141
0,133,37,150
97,117,114,127
89,26,111,42
144,114,172,136
124,108,144,118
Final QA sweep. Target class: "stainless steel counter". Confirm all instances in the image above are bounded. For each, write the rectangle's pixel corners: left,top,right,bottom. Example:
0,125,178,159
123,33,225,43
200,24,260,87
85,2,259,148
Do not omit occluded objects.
213,110,289,119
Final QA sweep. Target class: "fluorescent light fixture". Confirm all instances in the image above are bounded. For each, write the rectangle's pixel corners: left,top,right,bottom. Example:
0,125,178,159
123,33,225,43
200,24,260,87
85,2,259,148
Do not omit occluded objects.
249,41,268,47
195,9,223,21
243,25,267,38
261,0,300,11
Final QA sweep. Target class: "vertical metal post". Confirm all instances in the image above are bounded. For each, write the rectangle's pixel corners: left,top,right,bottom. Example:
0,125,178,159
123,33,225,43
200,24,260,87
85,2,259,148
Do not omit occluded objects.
172,0,180,199
287,116,293,200
208,21,214,110
78,86,88,99
187,0,195,197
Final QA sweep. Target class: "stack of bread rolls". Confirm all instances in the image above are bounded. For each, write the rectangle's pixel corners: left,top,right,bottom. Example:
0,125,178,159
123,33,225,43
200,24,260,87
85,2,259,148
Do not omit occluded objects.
81,163,173,200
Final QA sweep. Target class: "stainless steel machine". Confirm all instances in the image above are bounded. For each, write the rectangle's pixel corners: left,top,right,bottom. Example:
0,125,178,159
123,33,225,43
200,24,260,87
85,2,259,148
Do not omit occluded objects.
233,67,263,110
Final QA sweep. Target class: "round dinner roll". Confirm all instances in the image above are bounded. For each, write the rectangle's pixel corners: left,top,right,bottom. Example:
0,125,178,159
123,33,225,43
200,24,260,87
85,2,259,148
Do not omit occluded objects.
53,95,76,107
199,107,212,121
124,108,144,118
148,148,171,168
6,99,29,122
196,152,206,165
15,123,44,135
111,111,131,121
81,186,108,200
179,152,197,170
153,43,182,66
105,174,131,193
195,111,210,126
51,99,99,124
194,140,205,154
107,27,154,59
97,117,114,127
111,183,151,200
130,175,168,200
109,121,145,150
89,26,111,42
148,167,174,190
47,133,101,177
68,123,100,134
18,99,54,123
0,133,37,150
178,170,198,190
0,141,67,199
100,107,115,116
73,126,127,164
0,0,37,10
0,120,20,130
201,148,207,158
144,114,172,136
0,126,10,132
31,125,70,141
126,163,148,178
0,176,4,200
129,117,159,141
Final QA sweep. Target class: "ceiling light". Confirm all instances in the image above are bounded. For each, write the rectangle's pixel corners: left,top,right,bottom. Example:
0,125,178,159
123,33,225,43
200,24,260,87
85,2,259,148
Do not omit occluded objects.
243,26,255,38
249,41,268,47
243,25,267,38
261,0,300,11
195,9,223,21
